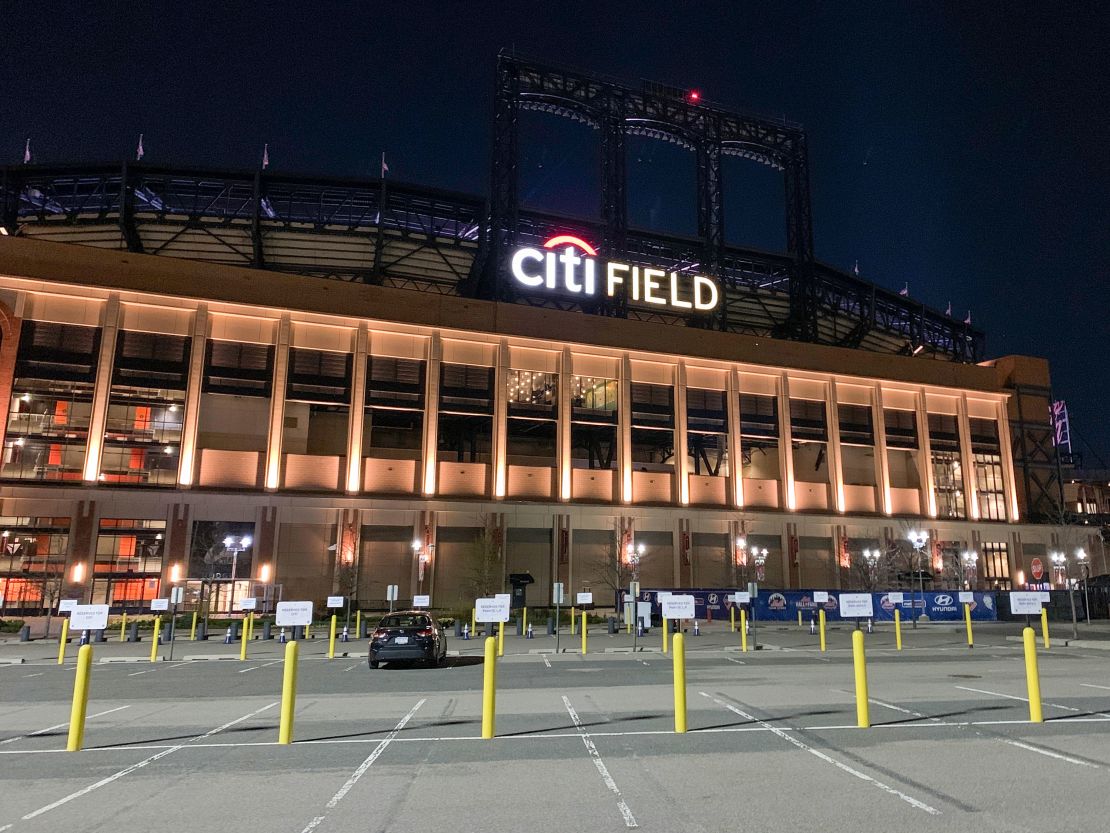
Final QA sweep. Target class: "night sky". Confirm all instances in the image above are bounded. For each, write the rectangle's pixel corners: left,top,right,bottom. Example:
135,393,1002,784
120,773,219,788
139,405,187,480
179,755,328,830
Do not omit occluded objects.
4,2,1108,461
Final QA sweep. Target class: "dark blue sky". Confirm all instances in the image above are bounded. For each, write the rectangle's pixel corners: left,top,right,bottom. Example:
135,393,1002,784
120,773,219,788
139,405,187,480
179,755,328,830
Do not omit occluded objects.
4,2,1108,460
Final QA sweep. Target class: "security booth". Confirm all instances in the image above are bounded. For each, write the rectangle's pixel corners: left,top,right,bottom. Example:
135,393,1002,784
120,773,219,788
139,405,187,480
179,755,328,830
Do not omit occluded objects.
508,573,534,609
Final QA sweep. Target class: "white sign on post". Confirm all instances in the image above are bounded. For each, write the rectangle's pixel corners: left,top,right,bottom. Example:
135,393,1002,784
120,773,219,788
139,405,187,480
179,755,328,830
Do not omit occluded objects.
628,580,640,599
1009,592,1044,615
733,591,751,605
958,591,974,604
386,585,399,602
1038,591,1051,603
887,592,904,605
813,591,829,604
576,592,594,606
326,595,345,609
839,593,874,618
170,586,184,604
239,597,257,611
70,604,109,631
275,601,313,627
636,601,652,626
475,597,511,623
661,594,696,619
58,599,78,613
413,594,430,608
150,598,169,612
552,582,565,605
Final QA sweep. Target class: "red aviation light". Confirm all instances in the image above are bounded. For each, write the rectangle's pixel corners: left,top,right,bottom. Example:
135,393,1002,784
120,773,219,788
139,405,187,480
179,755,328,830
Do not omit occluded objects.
687,90,701,103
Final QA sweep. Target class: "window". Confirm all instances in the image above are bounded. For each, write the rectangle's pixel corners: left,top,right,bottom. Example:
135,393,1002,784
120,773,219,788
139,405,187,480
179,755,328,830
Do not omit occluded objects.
839,403,876,487
284,349,351,458
981,542,1010,589
196,340,274,454
91,519,166,607
970,417,1006,520
883,409,918,449
884,408,920,489
571,376,617,470
2,322,99,481
507,370,557,466
0,516,70,613
631,383,674,473
437,364,493,463
740,394,779,480
687,388,728,477
928,413,965,518
791,399,828,484
365,357,425,461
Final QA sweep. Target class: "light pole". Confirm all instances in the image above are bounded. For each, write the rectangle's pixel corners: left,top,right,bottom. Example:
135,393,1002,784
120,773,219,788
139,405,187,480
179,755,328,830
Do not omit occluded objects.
961,550,979,591
412,539,434,595
223,534,252,614
733,536,747,587
861,548,881,590
627,541,644,648
753,547,768,582
1051,550,1077,640
907,531,928,629
1076,548,1091,625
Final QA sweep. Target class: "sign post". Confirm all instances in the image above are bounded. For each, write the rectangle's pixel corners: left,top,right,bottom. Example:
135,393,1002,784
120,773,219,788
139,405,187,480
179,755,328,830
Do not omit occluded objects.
552,582,565,653
386,584,399,613
839,593,875,629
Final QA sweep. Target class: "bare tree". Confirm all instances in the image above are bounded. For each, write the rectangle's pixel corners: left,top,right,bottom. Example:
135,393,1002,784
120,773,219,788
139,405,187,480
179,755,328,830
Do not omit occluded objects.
592,531,627,609
463,526,502,599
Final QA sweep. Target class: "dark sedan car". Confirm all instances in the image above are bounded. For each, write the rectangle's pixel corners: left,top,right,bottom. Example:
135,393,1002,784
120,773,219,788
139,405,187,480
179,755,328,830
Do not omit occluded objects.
368,611,448,668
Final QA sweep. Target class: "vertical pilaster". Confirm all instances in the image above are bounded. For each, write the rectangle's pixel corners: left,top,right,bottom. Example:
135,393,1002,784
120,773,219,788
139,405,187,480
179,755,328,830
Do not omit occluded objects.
422,333,442,495
252,505,278,589
996,399,1020,521
165,503,191,579
264,315,292,490
82,294,121,483
915,390,936,517
178,304,208,487
66,500,98,601
957,393,978,520
778,373,795,511
872,383,892,515
331,508,360,595
827,380,845,513
727,368,743,508
345,324,369,494
493,339,509,498
674,362,689,506
557,348,572,501
619,354,632,503
0,297,24,456
785,522,799,588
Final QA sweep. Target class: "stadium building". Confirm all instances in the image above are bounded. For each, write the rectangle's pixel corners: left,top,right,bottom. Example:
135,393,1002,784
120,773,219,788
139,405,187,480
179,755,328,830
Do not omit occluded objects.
0,56,1090,615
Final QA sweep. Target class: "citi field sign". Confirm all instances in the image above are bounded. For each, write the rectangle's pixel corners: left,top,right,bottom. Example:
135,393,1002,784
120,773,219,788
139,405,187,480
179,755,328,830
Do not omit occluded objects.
509,235,720,312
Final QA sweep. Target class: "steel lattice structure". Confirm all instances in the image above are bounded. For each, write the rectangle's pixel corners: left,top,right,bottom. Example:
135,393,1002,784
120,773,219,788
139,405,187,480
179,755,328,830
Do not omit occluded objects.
0,55,983,362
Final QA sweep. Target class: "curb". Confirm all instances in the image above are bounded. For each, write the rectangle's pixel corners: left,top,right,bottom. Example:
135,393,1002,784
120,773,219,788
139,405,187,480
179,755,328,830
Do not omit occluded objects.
100,656,163,663
0,657,25,665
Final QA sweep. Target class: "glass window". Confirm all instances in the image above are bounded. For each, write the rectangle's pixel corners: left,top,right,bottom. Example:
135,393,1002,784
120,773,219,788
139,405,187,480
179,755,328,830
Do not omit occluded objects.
928,413,965,518
791,399,828,484
365,357,425,461
91,519,166,607
839,403,876,487
507,370,557,466
631,383,674,473
571,376,617,470
687,388,728,477
981,542,1010,589
884,408,918,449
740,394,779,480
283,349,350,458
437,364,492,463
196,340,273,454
970,417,1006,520
0,516,71,613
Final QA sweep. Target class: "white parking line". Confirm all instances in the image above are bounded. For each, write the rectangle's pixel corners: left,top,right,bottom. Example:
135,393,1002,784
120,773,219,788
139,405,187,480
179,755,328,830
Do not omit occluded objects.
21,673,43,679
0,705,131,747
18,701,276,822
562,695,638,828
298,699,425,833
725,657,745,665
239,659,283,674
1080,683,1110,692
699,692,940,815
955,685,1110,717
542,655,552,668
1000,739,1099,768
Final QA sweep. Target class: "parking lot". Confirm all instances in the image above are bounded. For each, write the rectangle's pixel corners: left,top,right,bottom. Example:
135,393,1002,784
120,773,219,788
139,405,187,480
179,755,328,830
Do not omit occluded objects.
2,622,1109,832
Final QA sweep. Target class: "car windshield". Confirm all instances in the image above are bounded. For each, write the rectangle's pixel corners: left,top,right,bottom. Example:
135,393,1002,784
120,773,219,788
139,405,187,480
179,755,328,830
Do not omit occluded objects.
378,614,431,629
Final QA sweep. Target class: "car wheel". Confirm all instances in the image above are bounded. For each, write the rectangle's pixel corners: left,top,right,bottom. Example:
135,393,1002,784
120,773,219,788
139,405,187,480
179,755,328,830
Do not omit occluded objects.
369,660,379,669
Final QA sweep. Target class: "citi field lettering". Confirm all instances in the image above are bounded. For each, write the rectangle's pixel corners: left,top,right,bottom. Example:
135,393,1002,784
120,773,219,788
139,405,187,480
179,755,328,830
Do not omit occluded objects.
510,235,720,312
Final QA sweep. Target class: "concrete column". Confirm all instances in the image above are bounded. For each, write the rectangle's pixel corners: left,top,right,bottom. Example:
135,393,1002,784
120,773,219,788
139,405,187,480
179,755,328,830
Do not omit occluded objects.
345,324,369,494
177,304,208,487
995,399,1020,522
331,508,360,595
618,354,632,503
778,373,795,512
493,339,509,498
557,348,572,501
674,362,689,506
264,315,292,491
785,522,799,588
957,393,978,520
165,503,191,579
727,368,743,508
826,380,845,514
0,297,24,455
872,384,892,515
65,500,98,601
82,294,121,483
421,333,442,496
915,390,937,517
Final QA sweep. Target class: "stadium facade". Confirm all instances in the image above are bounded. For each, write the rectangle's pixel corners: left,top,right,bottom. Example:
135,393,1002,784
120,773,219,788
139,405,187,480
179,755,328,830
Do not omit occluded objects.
0,56,1088,615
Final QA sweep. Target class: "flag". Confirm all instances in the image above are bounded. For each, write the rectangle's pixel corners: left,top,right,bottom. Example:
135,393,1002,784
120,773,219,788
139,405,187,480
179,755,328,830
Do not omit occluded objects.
852,260,859,276
381,151,389,178
261,143,269,170
136,134,144,161
964,311,972,325
945,301,952,316
23,138,31,164
899,282,909,296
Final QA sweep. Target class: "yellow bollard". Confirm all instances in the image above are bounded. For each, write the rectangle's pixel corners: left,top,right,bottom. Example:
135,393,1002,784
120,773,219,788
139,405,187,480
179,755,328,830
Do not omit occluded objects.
150,616,161,662
730,606,736,633
278,640,299,744
740,609,748,653
328,614,337,659
964,603,974,649
894,608,903,651
240,615,250,661
190,609,198,641
471,608,476,638
481,636,497,739
798,610,803,628
248,611,254,642
663,616,670,655
355,609,361,638
852,630,870,728
571,606,576,635
119,611,128,642
57,618,70,665
498,621,504,657
522,607,527,637
1023,626,1043,723
673,632,687,733
581,611,587,655
1040,608,1050,650
66,644,94,752
818,608,827,652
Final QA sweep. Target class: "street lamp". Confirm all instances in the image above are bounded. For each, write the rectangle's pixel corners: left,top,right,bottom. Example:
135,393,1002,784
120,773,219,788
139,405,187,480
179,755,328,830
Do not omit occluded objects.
223,534,252,612
1076,548,1091,625
861,548,881,589
961,550,978,590
1051,550,1079,639
412,539,434,592
1049,550,1066,587
734,536,747,584
907,530,929,629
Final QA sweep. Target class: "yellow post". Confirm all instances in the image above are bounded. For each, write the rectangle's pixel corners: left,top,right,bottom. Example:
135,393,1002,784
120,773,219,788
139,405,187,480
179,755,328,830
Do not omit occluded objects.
798,610,803,628
119,611,128,642
150,616,161,662
1040,608,1050,650
740,608,748,653
471,608,476,637
818,608,827,652
1023,626,1043,723
730,606,736,633
894,608,903,651
571,606,577,635
964,603,974,649
673,632,687,733
66,644,93,752
278,640,299,744
355,609,361,638
190,609,198,641
852,629,870,728
581,611,587,655
663,616,670,655
247,611,254,641
481,636,497,739
57,618,70,665
498,621,505,657
305,621,312,640
240,615,249,661
328,614,337,659
522,607,527,637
